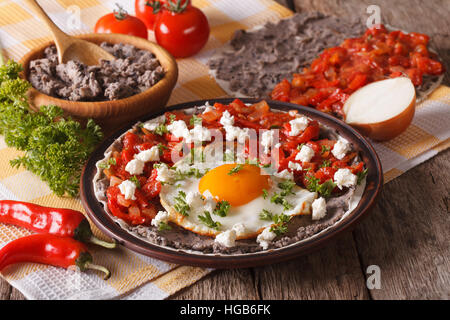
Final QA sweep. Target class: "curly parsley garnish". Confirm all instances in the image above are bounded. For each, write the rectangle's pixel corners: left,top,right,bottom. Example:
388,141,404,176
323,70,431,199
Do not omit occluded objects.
154,123,168,136
270,214,291,236
270,193,293,211
0,60,103,196
98,157,117,169
129,176,141,188
174,190,190,216
321,145,331,154
357,168,368,184
278,180,296,196
190,115,202,126
213,200,230,217
228,164,243,175
198,211,221,230
259,209,273,221
158,221,172,231
305,175,337,198
259,210,291,235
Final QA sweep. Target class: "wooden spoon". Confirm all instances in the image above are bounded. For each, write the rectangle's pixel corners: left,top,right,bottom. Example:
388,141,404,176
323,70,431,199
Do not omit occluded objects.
26,0,115,65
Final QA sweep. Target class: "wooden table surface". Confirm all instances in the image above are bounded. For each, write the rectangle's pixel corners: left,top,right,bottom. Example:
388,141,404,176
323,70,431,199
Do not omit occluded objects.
1,0,449,300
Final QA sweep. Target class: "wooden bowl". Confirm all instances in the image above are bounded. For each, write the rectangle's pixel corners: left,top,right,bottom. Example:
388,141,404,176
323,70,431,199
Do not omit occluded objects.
80,98,383,269
19,33,178,131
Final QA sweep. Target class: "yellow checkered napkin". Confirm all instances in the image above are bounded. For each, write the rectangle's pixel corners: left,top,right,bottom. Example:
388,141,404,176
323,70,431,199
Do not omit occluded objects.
0,0,449,300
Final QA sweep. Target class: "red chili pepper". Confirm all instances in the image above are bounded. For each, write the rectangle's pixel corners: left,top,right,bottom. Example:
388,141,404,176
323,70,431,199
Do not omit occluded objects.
0,200,116,249
0,234,111,280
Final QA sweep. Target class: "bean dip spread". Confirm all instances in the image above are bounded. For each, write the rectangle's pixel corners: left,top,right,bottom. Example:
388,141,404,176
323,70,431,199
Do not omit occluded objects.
208,12,365,98
28,42,165,101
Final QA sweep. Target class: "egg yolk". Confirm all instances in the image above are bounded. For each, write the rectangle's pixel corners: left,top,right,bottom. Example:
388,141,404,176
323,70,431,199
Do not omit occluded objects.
198,164,270,207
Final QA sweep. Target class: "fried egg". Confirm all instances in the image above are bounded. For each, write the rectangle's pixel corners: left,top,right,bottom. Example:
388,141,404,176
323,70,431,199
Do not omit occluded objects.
159,149,317,240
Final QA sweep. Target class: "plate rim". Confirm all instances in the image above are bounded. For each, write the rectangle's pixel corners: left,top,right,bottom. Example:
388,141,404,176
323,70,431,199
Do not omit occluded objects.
80,98,383,268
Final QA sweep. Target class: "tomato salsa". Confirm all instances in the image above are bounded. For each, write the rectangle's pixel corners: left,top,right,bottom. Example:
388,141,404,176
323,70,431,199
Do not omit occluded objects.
101,99,366,226
270,25,444,118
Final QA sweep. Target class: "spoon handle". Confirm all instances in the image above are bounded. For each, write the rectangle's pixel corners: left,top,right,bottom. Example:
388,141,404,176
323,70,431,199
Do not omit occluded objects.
25,0,70,53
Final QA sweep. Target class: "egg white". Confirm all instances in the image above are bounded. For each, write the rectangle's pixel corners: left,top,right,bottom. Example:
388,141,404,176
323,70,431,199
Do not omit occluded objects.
159,158,317,239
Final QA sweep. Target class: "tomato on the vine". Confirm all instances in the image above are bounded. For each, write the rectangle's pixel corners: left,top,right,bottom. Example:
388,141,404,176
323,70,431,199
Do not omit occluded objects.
95,4,148,39
135,0,166,30
154,0,209,58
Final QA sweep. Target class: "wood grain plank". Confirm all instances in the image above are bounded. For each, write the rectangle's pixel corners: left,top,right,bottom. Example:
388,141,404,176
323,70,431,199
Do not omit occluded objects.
0,277,12,300
352,150,450,299
254,233,370,300
171,269,260,300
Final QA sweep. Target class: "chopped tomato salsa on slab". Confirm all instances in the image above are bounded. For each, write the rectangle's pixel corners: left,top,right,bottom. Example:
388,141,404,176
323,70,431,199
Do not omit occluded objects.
270,25,444,118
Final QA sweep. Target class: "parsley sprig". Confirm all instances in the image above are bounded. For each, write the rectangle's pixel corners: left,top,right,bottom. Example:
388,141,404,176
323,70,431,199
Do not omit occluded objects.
213,200,230,217
0,61,103,196
174,190,190,216
305,175,337,198
228,164,243,175
259,210,291,236
198,211,221,230
98,157,117,169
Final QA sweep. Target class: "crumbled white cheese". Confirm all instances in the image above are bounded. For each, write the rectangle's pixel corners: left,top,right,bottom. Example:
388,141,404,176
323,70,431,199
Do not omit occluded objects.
288,161,302,171
186,191,204,210
167,120,189,139
232,223,246,237
261,130,277,154
334,168,357,189
331,138,350,160
118,180,137,200
223,125,250,144
219,110,235,126
215,229,237,247
311,197,327,220
203,106,214,114
202,189,218,213
295,145,315,162
288,110,297,117
151,210,170,228
274,169,294,180
143,116,165,131
288,116,309,136
135,146,160,162
187,124,212,143
155,163,175,183
256,227,277,250
202,102,214,114
125,159,145,175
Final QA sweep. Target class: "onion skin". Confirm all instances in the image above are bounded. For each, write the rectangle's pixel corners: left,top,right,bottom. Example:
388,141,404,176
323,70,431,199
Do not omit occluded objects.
346,92,416,141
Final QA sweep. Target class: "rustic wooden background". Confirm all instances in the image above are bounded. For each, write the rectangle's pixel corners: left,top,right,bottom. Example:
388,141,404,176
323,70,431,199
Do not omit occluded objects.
1,0,449,300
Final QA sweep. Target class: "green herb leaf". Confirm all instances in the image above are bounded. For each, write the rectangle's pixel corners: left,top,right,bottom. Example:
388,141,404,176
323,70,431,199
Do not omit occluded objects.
198,211,221,230
154,123,168,136
129,176,141,188
278,180,296,197
189,115,202,126
168,114,176,124
357,168,368,184
213,200,230,217
321,145,331,154
319,159,331,168
98,157,117,169
259,209,273,221
270,193,293,211
262,189,268,199
174,190,190,216
305,175,336,198
158,221,172,231
270,214,291,236
228,164,243,175
0,61,103,197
